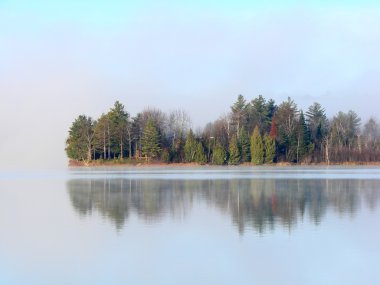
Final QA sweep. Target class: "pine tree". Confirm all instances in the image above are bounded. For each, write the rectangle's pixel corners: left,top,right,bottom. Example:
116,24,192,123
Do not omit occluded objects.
194,141,207,164
184,129,197,162
276,97,298,162
161,148,171,163
229,135,241,165
66,115,94,162
93,113,109,160
231,94,248,137
264,133,276,163
239,128,251,162
108,101,129,159
141,119,161,159
296,111,311,163
306,103,328,140
250,126,264,165
265,99,277,129
249,95,268,133
213,142,227,165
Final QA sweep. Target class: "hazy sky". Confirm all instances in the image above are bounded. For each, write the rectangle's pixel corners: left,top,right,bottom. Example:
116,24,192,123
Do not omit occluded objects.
1,0,380,169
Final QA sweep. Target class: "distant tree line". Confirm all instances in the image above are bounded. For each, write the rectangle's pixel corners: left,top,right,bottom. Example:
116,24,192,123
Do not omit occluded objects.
66,95,380,164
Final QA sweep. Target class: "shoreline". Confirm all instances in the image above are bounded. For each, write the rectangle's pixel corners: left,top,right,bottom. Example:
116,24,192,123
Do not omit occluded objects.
68,159,380,168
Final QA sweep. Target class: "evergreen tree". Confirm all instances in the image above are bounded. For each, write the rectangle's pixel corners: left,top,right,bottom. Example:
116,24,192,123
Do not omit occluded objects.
250,126,264,165
93,113,110,160
239,128,251,162
66,115,94,161
213,142,227,165
141,119,161,159
184,129,197,162
194,141,207,164
249,95,268,133
108,101,129,159
66,96,379,165
306,102,329,156
264,133,276,163
265,99,277,128
347,110,361,149
296,111,311,162
231,94,248,137
228,135,241,165
161,148,171,163
275,97,298,162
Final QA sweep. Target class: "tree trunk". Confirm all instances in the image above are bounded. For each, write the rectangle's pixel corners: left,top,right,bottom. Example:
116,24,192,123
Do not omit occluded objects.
120,137,123,159
103,129,106,159
87,146,92,162
325,137,330,165
128,131,132,158
296,135,300,163
107,124,111,159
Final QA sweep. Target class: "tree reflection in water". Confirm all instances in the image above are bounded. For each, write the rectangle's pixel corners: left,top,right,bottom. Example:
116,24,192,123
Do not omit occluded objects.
67,178,380,234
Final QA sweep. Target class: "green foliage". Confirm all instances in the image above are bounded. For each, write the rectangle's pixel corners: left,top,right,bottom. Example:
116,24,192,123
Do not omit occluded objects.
296,111,311,162
194,142,207,164
93,113,110,159
306,102,328,147
249,95,268,132
184,129,197,162
239,128,251,162
250,126,264,165
108,101,129,159
330,110,361,149
141,119,161,159
67,96,375,165
170,138,184,163
229,136,241,165
161,148,171,163
276,97,298,162
264,133,276,163
213,142,227,165
246,95,277,134
265,99,277,124
66,115,94,161
231,94,248,136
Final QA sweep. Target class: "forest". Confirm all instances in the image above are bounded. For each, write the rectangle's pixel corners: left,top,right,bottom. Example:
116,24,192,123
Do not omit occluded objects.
65,95,380,165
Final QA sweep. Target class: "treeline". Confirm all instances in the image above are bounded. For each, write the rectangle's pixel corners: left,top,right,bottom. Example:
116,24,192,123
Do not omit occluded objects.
65,95,380,165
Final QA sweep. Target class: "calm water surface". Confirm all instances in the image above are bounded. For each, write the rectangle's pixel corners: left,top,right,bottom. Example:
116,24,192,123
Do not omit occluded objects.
0,166,379,285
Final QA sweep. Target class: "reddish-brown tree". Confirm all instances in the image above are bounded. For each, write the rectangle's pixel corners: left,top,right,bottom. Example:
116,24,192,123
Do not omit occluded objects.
270,117,277,139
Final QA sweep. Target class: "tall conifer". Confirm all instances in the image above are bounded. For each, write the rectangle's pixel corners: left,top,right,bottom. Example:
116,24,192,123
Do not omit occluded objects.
251,126,264,165
141,119,161,159
229,136,241,165
264,133,276,163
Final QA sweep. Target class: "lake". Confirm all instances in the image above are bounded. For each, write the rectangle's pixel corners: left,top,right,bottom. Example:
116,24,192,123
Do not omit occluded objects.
0,166,379,285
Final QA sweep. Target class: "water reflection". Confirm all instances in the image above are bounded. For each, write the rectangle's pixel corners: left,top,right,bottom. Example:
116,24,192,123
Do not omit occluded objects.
67,178,380,234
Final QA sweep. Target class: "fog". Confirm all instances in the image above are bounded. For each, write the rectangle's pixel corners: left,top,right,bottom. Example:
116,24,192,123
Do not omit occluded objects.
1,1,379,169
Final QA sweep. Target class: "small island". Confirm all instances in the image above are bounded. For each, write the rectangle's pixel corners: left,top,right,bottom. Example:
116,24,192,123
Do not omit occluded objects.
66,95,380,166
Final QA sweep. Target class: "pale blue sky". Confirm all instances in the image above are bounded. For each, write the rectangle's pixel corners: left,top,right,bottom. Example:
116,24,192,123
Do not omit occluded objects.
1,0,380,168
